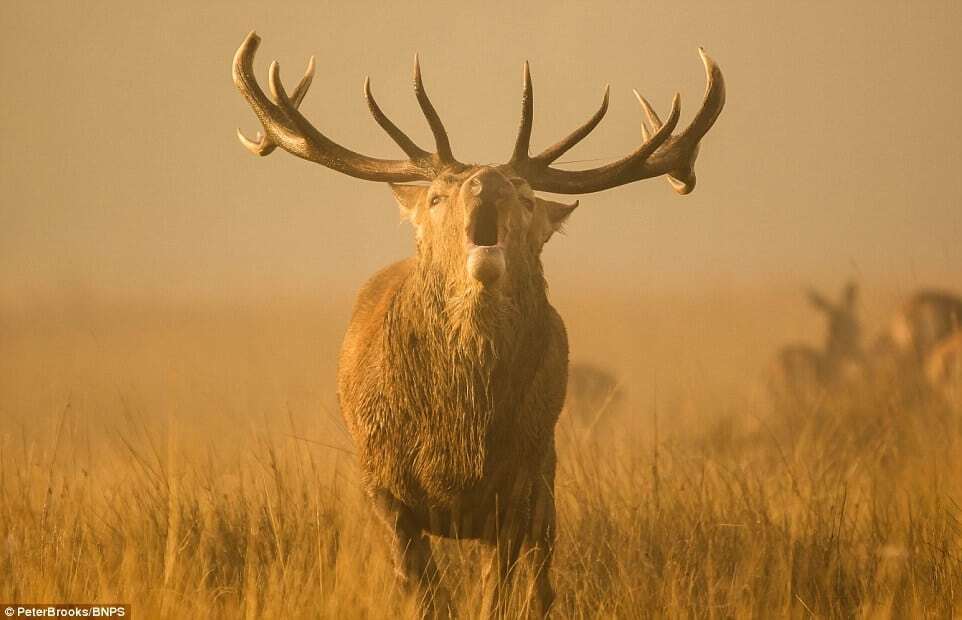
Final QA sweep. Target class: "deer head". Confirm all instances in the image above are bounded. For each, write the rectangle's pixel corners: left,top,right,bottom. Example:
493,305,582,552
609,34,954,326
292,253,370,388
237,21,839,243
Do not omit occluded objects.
807,281,861,359
232,32,725,291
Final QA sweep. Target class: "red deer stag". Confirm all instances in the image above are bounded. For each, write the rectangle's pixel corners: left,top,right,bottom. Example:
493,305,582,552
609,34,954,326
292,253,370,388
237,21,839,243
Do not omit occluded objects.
563,362,626,443
879,290,962,365
233,31,725,617
925,331,962,409
769,282,864,409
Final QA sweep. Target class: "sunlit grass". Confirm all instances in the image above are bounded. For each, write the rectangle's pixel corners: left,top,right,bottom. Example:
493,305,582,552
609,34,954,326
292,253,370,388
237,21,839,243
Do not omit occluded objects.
2,301,960,618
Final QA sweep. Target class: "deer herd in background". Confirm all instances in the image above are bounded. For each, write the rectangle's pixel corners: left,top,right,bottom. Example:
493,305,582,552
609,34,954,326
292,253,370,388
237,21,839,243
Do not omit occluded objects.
769,284,962,411
563,285,962,440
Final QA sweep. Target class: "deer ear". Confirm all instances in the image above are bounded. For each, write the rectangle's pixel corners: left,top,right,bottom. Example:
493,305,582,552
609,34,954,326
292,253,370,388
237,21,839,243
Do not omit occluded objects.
389,184,427,221
807,289,832,312
537,198,579,241
842,281,858,309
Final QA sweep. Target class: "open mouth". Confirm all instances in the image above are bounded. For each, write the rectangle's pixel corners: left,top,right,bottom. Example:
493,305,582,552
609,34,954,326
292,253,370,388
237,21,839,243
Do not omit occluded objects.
468,202,499,247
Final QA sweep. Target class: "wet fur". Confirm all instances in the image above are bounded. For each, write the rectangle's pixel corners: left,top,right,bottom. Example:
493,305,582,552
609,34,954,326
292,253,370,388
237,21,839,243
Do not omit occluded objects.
336,167,570,615
339,255,567,514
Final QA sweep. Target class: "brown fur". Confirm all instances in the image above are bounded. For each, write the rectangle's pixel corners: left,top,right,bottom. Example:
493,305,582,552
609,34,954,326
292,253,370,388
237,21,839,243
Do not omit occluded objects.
337,166,574,616
881,290,962,364
563,362,625,442
769,282,864,408
925,331,962,408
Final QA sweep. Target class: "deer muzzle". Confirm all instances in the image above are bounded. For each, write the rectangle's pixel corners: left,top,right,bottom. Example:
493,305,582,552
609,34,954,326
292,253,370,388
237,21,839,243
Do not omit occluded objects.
464,168,508,285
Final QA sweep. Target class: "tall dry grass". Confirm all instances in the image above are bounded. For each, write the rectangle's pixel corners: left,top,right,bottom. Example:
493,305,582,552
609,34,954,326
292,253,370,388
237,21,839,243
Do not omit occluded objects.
2,296,961,618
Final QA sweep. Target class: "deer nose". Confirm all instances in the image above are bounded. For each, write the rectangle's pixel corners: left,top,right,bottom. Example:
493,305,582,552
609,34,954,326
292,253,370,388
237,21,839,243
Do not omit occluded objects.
467,168,509,203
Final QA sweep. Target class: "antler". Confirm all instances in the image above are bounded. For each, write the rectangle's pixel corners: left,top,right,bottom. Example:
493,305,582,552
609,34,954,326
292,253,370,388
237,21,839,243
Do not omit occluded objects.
236,55,315,157
232,31,461,182
508,49,725,195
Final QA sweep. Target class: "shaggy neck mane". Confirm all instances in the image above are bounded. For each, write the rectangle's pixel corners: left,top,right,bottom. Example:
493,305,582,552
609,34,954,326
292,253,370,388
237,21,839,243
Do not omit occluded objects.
409,247,547,352
379,249,552,495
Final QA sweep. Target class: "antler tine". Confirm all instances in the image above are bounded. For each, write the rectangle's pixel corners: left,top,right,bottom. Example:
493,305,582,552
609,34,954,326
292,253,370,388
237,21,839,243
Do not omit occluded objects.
413,54,455,164
677,49,725,153
662,48,726,194
517,93,680,194
510,61,534,164
233,33,291,142
807,288,833,313
508,63,609,169
593,93,681,173
237,55,315,156
532,86,609,166
233,32,452,183
364,77,431,160
639,122,650,142
635,89,691,193
511,49,725,195
634,90,662,133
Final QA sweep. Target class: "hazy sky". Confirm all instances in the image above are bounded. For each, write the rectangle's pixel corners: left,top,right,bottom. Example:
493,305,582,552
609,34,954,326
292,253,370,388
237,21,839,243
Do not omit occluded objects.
2,0,960,303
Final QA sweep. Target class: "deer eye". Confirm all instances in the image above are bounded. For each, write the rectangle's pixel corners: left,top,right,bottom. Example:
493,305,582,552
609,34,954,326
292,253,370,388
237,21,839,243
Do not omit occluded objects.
429,195,445,207
519,195,534,211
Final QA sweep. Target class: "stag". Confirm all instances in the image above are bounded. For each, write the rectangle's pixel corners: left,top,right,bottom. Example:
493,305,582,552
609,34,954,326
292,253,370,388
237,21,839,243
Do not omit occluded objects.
769,282,864,408
923,331,962,408
563,362,626,442
233,31,724,617
877,289,962,366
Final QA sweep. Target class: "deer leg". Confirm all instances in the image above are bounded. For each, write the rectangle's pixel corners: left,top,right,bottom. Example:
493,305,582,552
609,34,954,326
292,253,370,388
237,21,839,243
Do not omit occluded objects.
480,525,524,619
524,465,557,618
372,491,448,616
479,479,530,619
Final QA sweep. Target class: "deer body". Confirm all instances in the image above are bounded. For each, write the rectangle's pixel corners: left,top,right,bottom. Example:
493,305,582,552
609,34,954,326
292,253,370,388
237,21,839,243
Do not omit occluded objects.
769,283,863,407
339,254,567,614
232,31,724,616
338,255,567,520
563,362,625,442
925,331,962,408
335,168,574,614
883,290,962,363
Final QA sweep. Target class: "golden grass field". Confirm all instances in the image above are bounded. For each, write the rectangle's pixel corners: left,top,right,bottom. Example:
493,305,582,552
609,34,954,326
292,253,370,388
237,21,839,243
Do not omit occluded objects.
2,291,961,618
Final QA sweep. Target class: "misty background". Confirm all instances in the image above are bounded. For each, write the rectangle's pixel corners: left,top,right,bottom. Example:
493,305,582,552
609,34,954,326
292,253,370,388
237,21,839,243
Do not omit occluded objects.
1,1,960,410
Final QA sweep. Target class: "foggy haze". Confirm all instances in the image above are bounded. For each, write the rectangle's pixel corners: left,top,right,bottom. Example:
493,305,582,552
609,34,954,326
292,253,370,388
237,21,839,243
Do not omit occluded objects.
2,1,959,305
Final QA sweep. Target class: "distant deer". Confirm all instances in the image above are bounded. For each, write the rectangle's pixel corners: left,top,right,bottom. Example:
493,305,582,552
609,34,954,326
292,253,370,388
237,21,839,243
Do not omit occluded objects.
769,282,863,407
925,331,962,408
563,362,626,441
233,31,724,617
877,289,962,365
